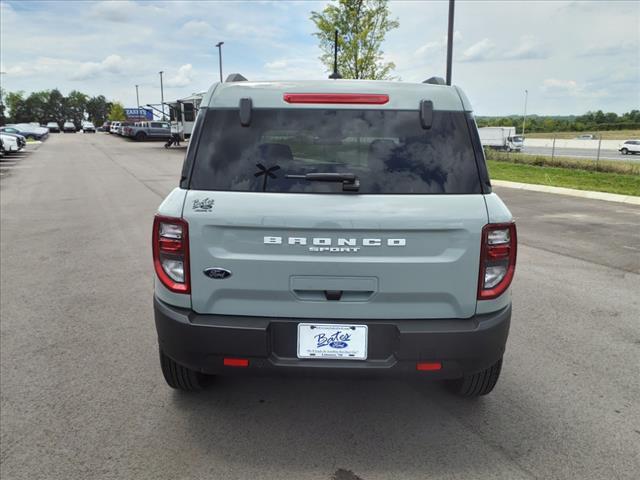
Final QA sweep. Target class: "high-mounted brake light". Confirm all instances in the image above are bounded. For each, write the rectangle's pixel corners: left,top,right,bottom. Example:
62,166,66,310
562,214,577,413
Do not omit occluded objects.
283,93,389,105
478,223,517,300
153,215,190,294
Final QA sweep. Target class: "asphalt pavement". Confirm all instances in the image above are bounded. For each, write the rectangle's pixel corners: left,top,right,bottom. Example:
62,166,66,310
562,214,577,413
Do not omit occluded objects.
1,133,639,480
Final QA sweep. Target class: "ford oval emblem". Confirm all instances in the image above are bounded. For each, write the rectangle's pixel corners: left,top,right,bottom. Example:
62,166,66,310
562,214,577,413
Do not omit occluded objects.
203,268,232,279
329,341,348,349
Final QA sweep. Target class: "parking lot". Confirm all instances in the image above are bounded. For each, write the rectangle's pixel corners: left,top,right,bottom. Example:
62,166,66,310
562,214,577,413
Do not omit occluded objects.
1,133,639,480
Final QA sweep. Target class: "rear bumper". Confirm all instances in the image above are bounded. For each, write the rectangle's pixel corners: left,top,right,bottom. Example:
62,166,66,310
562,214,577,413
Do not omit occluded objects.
154,297,511,379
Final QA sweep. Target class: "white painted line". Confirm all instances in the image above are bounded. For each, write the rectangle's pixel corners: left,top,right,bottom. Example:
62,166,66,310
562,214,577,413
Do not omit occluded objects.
492,180,640,205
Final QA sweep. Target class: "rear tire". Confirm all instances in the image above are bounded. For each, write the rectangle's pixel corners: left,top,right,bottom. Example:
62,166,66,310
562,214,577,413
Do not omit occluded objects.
135,132,147,141
446,357,503,397
159,349,211,391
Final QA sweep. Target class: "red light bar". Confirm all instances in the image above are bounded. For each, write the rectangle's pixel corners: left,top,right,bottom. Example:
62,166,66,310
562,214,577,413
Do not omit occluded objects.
223,358,249,368
283,93,389,105
416,362,442,371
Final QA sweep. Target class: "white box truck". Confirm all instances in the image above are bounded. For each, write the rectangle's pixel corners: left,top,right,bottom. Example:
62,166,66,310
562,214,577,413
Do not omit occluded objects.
478,127,523,152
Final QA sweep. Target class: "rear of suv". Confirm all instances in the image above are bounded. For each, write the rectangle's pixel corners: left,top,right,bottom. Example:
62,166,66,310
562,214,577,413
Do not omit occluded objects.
153,77,516,397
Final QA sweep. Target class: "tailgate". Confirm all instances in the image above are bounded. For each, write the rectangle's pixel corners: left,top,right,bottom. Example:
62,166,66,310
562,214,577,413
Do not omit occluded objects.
184,191,487,319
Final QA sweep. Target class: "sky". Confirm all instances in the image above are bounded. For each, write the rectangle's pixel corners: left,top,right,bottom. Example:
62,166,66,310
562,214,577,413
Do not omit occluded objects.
1,0,638,116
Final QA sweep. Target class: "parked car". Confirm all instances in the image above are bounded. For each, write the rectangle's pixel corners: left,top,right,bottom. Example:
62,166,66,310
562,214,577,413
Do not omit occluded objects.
152,76,517,397
101,121,111,132
3,123,49,140
0,130,27,149
575,134,595,140
618,139,640,155
127,121,171,141
110,121,121,134
118,121,133,135
63,121,76,133
46,122,61,133
0,132,24,155
82,121,96,133
121,123,134,137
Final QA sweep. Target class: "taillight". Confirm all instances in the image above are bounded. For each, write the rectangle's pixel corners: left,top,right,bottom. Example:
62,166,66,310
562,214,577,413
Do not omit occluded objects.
478,223,517,300
153,215,190,294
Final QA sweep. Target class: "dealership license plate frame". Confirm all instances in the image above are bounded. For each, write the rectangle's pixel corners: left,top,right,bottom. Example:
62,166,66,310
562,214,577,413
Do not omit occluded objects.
297,323,368,360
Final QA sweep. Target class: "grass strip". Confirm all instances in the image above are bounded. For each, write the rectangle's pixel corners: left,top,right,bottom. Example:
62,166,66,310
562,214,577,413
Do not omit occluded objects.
487,160,640,196
484,149,640,175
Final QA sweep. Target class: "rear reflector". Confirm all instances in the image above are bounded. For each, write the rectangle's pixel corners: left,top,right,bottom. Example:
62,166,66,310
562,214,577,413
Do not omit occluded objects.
416,362,442,371
223,358,249,368
283,93,389,105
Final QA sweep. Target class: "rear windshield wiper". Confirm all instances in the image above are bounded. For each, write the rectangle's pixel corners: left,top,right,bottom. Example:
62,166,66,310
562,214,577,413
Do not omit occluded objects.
285,172,360,192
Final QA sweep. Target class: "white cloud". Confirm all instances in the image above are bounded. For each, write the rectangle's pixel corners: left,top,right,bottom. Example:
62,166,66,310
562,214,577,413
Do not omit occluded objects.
70,55,130,80
88,1,133,23
580,41,638,57
414,31,461,58
541,78,608,98
181,20,214,37
461,36,548,62
504,35,548,60
265,60,289,70
165,64,195,87
461,39,496,62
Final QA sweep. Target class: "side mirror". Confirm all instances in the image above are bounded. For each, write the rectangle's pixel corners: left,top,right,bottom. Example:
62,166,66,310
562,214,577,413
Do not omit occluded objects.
420,100,433,129
239,98,252,126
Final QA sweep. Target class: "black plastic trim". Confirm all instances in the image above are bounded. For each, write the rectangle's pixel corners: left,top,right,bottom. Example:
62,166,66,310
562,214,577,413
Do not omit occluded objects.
465,112,492,194
154,296,511,378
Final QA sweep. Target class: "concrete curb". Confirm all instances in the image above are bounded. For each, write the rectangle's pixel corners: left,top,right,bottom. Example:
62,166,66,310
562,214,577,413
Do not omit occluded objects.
492,180,640,205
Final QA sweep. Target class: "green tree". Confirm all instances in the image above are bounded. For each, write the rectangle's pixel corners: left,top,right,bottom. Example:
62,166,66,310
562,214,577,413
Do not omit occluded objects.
86,95,110,126
311,0,399,80
25,91,50,124
108,102,127,121
46,89,65,125
63,90,88,128
5,91,28,123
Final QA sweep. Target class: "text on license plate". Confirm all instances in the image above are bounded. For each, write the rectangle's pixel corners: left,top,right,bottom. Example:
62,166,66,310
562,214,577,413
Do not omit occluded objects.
297,323,368,360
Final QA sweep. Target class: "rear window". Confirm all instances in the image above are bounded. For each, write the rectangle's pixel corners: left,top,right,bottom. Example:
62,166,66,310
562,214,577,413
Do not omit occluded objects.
189,108,481,194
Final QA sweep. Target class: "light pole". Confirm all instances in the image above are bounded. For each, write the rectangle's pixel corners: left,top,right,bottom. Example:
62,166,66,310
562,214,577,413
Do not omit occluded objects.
216,42,224,82
0,72,6,121
135,84,140,117
522,89,528,136
446,0,455,85
158,71,165,120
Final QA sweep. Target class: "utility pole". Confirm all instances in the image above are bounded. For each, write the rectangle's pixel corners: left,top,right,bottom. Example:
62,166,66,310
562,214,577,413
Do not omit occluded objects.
135,84,140,118
522,89,529,136
158,71,165,120
216,42,224,82
0,72,6,123
446,0,455,85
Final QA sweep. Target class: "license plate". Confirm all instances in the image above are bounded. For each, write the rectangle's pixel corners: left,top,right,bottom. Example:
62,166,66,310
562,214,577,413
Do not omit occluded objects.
297,323,368,360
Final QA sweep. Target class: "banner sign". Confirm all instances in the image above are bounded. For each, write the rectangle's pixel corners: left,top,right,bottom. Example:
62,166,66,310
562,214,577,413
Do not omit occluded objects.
125,108,153,120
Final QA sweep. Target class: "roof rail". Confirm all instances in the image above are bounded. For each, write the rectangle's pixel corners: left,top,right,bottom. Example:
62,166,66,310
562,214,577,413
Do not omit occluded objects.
226,73,248,82
423,76,446,85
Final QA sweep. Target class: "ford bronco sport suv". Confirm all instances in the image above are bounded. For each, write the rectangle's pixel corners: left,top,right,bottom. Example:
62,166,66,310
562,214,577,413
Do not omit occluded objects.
153,77,516,397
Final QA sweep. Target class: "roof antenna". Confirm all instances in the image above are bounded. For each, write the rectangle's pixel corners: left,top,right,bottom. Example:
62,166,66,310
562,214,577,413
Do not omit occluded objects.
328,30,342,79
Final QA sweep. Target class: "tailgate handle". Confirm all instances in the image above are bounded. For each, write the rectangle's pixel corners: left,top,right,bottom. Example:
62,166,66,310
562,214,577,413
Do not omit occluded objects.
324,290,343,301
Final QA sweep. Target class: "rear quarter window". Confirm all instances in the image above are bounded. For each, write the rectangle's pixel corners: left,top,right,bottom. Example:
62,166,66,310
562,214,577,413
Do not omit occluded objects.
189,108,482,194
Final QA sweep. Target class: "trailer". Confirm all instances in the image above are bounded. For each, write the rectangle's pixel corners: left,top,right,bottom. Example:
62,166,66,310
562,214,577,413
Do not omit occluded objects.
478,127,523,152
167,93,205,141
